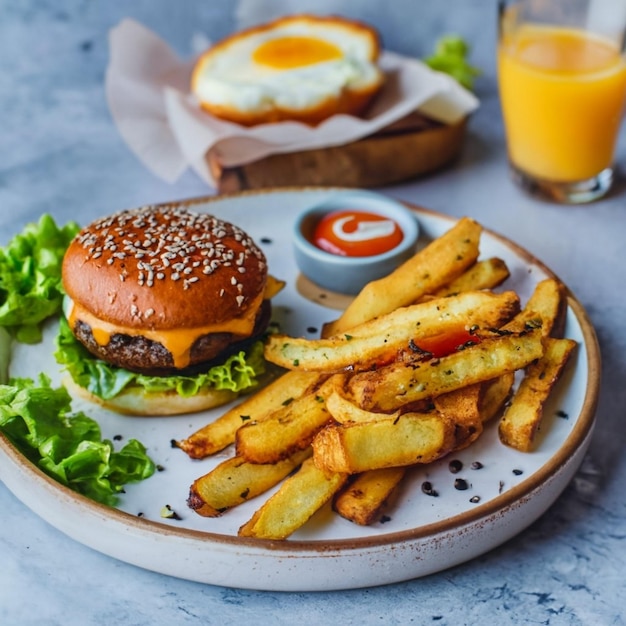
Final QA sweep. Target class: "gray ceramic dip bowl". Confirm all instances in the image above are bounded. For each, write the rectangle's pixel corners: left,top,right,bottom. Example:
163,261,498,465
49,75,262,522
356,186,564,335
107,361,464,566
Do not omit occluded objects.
293,190,419,295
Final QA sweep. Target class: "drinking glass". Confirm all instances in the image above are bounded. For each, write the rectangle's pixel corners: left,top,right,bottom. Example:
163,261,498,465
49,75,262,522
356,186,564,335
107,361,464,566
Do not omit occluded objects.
498,0,626,203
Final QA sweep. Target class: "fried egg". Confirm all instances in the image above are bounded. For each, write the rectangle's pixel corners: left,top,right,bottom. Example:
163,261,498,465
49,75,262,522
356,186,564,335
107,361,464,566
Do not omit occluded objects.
191,15,384,126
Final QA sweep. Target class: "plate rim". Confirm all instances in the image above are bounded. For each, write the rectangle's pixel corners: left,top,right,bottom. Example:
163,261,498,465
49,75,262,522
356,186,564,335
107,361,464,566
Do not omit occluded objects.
0,188,601,557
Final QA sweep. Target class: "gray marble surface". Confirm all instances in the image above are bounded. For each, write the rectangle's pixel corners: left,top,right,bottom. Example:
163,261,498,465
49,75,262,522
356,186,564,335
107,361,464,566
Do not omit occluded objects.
1,1,625,624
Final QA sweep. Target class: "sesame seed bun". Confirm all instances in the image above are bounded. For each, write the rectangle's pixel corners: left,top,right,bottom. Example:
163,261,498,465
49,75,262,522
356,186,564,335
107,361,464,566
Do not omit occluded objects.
62,205,268,331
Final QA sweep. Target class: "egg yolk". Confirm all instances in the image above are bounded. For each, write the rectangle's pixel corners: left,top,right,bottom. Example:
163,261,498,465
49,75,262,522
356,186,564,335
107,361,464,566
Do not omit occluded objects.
312,210,404,257
253,36,343,69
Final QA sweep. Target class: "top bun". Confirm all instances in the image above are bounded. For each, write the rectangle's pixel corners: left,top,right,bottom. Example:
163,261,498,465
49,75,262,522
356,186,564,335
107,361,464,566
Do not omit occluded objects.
62,205,268,331
191,14,384,127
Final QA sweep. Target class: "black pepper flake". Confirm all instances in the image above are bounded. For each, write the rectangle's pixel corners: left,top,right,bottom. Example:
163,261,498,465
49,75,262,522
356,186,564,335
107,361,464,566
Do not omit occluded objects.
260,237,273,244
156,464,165,472
421,481,439,497
307,326,318,334
113,434,123,441
240,487,250,499
380,515,392,524
513,468,524,476
470,461,483,470
448,459,463,474
499,480,505,493
469,495,481,504
556,409,569,419
137,512,144,517
454,478,469,491
170,439,178,448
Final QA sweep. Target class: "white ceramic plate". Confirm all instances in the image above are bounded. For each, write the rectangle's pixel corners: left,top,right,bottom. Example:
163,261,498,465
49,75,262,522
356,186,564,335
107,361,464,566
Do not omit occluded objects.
0,189,600,591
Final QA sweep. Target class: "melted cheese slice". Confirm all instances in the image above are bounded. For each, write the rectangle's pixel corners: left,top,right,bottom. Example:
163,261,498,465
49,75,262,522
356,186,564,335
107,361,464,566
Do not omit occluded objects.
67,294,266,370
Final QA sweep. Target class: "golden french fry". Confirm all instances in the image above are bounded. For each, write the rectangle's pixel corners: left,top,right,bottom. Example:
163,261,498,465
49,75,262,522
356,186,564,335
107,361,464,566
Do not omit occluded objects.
433,383,484,450
503,277,567,338
238,458,348,540
499,337,577,452
347,329,545,412
235,376,338,464
322,217,482,337
426,257,510,299
187,448,312,517
325,388,400,424
175,370,321,459
333,467,407,526
312,411,457,474
471,277,566,434
479,373,515,422
264,290,521,372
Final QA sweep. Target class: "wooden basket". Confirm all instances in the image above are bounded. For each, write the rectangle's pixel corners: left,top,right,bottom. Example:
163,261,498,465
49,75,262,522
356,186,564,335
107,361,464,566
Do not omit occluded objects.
207,112,468,193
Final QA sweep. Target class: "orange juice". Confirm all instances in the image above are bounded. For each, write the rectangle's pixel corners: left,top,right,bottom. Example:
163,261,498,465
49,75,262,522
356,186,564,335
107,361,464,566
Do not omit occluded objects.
498,25,626,182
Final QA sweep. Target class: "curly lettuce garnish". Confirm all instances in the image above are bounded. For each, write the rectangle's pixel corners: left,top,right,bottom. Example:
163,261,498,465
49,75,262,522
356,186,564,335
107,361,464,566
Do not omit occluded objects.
0,375,155,505
424,35,481,91
0,214,79,343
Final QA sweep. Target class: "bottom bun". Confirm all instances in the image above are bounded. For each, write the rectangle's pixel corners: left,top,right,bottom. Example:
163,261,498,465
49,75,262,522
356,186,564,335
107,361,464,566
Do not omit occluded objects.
62,376,238,417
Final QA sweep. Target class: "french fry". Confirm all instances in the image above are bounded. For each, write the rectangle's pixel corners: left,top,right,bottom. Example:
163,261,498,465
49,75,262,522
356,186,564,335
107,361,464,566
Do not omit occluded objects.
235,376,338,464
312,411,457,474
347,328,545,412
238,458,348,540
479,373,515,422
264,290,521,372
333,467,407,525
175,370,321,458
502,277,567,338
426,257,510,299
499,337,577,451
325,388,400,424
322,217,482,337
434,383,484,450
187,448,312,517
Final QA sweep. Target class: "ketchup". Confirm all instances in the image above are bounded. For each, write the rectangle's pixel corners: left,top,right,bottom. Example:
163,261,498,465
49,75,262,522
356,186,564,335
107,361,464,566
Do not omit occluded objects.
411,328,481,359
312,210,403,257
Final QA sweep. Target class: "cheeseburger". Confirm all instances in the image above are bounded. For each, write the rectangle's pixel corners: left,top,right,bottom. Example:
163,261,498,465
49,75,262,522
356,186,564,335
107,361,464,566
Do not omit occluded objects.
57,204,281,415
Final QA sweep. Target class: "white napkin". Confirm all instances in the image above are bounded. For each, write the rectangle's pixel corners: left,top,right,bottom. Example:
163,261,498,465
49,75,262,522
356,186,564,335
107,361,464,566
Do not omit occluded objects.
105,19,479,187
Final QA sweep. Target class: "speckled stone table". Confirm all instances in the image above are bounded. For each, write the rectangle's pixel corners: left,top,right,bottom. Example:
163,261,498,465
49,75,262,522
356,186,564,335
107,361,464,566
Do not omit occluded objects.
1,1,625,624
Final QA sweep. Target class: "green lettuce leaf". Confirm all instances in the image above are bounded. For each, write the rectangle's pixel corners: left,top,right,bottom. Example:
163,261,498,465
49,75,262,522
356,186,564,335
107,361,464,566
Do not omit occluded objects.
0,375,155,505
424,35,482,91
54,317,267,401
0,214,79,343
